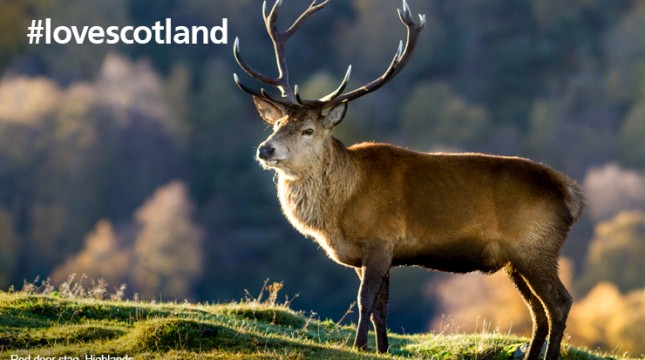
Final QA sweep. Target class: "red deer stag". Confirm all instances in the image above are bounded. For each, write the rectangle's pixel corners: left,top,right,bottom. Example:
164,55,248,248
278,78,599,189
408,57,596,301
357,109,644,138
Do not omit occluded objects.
233,1,584,359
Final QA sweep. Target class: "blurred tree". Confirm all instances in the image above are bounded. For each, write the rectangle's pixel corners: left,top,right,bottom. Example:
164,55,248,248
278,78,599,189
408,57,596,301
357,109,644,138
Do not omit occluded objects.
132,181,203,300
619,103,645,169
26,204,66,276
440,0,539,126
604,4,645,107
524,58,619,175
569,282,645,355
165,63,191,146
93,54,187,220
0,1,30,66
530,0,629,62
0,208,17,288
0,77,61,123
401,82,490,151
568,282,625,351
51,220,130,287
95,54,175,133
579,211,645,294
0,77,62,277
583,164,645,221
532,0,584,31
0,54,186,283
606,287,645,355
0,0,54,69
527,100,561,163
188,58,245,207
50,181,204,301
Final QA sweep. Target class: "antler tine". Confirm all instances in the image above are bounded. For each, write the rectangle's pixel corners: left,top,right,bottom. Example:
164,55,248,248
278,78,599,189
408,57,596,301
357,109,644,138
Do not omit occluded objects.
319,65,352,102
233,74,294,107
295,65,353,107
260,88,295,105
233,38,280,86
321,0,426,109
263,0,281,39
285,0,332,38
393,0,426,78
233,73,264,98
261,0,294,102
319,44,401,108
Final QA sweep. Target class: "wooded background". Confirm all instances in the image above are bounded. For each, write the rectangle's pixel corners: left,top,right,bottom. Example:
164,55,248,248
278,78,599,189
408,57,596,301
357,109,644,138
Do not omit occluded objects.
1,0,645,353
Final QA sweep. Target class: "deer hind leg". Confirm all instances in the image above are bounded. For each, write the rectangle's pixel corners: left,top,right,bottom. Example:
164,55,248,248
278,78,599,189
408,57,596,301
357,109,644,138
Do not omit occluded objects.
507,266,549,360
370,271,390,353
516,262,572,360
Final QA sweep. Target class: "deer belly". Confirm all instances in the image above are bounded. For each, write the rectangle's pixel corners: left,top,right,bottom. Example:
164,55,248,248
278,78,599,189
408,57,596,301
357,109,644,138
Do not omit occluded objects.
393,235,507,274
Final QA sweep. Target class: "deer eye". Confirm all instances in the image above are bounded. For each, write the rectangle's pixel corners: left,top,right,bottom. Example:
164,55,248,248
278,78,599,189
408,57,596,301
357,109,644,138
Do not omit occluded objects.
301,128,314,136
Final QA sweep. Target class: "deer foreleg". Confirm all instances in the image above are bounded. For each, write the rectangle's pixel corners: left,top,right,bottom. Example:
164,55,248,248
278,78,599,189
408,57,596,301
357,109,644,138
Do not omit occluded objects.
353,248,392,351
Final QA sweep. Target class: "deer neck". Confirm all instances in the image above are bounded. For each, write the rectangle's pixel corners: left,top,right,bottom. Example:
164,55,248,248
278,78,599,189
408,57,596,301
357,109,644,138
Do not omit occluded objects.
277,137,357,234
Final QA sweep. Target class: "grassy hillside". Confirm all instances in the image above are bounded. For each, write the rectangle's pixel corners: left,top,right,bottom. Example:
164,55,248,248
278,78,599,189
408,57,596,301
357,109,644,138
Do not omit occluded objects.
0,290,627,360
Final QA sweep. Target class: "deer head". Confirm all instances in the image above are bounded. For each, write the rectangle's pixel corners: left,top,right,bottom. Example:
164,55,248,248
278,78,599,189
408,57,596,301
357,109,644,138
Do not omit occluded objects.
234,0,426,178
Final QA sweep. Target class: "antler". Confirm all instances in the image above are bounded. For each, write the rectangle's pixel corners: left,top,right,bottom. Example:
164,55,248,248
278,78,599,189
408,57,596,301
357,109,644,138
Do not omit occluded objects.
322,1,426,108
234,0,426,109
234,0,331,106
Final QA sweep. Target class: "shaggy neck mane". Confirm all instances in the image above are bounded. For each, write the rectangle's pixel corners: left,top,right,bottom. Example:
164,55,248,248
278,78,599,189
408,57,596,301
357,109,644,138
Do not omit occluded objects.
277,137,357,233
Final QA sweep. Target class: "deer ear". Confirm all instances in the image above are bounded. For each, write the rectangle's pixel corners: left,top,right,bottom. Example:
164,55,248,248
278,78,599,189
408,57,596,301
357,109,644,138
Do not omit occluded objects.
323,102,348,128
253,96,285,124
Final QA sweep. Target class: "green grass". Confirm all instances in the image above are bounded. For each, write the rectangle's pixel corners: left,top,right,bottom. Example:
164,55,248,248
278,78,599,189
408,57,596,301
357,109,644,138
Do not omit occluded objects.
0,291,630,360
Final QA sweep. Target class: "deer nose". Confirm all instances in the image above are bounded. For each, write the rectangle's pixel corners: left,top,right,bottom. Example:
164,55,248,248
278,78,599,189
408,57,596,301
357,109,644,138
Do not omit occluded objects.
258,144,275,160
